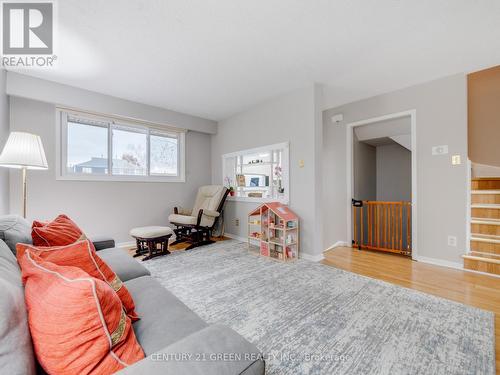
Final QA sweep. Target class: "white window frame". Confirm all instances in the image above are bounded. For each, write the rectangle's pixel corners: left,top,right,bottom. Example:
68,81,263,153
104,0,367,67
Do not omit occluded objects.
56,108,186,182
222,142,289,204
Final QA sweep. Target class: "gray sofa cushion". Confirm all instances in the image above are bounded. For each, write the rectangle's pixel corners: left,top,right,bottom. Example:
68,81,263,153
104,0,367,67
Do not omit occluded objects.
117,324,265,375
98,247,150,282
125,276,208,356
0,239,35,375
90,237,115,251
0,215,32,254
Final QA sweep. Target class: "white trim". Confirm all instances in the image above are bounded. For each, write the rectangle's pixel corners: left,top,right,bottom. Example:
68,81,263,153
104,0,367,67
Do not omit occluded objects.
56,173,185,183
413,255,463,270
55,109,186,183
56,105,187,134
471,235,500,244
471,190,500,194
324,241,349,252
224,233,247,242
466,158,471,254
300,252,324,262
201,233,325,262
116,241,136,249
222,141,290,204
416,254,500,279
227,195,289,205
345,110,418,259
471,204,500,209
463,268,500,279
471,219,500,225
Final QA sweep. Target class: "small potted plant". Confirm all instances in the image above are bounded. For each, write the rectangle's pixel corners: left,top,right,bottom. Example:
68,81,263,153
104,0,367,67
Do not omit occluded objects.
224,177,235,196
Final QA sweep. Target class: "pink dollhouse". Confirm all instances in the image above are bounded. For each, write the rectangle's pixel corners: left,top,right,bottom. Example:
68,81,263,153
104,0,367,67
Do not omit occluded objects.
248,202,300,261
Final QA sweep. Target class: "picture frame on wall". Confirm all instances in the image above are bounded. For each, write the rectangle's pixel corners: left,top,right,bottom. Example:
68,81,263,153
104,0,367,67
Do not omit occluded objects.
236,174,246,187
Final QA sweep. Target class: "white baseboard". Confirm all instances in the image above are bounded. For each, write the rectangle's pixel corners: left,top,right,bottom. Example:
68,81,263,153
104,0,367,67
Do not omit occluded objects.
116,241,135,249
224,233,247,242
324,241,349,252
300,252,324,262
415,255,500,278
413,255,463,270
225,233,324,262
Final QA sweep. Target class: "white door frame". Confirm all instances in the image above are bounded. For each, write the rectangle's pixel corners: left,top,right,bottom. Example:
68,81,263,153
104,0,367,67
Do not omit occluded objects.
345,109,418,260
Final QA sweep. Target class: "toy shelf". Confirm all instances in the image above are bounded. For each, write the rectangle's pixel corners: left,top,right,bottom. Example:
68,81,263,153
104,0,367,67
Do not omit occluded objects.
247,202,299,262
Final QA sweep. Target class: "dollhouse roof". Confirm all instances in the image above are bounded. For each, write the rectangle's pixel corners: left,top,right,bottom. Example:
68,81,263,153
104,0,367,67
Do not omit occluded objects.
248,202,298,221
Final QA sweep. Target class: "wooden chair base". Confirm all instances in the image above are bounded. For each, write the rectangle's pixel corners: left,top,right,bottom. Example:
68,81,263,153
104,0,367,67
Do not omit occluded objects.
171,226,213,250
133,234,172,261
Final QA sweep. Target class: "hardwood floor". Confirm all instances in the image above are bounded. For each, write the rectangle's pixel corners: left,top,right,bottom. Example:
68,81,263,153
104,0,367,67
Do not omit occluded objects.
125,236,228,259
322,246,500,373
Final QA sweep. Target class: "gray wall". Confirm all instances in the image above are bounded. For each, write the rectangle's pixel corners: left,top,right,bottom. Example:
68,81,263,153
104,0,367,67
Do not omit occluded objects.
6,72,217,134
376,143,411,202
323,74,468,265
0,70,9,214
211,85,323,257
353,134,376,201
9,97,212,243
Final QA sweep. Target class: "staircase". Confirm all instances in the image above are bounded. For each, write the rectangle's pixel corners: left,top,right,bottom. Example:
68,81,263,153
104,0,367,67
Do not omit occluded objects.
463,178,500,276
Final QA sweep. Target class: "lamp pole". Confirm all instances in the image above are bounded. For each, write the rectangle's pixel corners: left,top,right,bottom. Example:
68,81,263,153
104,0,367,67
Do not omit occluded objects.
22,166,27,218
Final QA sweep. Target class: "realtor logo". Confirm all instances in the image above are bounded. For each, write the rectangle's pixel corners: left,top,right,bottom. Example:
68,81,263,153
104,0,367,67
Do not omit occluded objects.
1,1,56,67
3,2,53,54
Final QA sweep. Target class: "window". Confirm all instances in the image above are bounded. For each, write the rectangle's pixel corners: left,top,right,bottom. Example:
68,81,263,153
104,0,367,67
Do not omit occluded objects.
150,131,178,175
58,110,185,182
222,142,289,203
112,126,147,176
66,119,108,175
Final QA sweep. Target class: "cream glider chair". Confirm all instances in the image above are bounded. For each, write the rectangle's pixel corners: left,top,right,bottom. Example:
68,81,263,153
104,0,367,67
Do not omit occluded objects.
168,185,229,249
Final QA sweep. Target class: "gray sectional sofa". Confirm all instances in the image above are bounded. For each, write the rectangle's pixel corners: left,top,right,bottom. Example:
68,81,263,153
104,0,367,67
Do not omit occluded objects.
0,215,265,375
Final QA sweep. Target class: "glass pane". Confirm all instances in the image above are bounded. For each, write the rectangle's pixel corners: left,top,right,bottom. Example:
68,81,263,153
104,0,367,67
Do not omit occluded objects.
242,152,271,165
67,121,108,174
112,128,147,175
150,135,178,175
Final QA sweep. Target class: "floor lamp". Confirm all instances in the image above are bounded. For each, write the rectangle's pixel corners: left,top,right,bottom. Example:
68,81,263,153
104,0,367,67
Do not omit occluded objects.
0,132,48,218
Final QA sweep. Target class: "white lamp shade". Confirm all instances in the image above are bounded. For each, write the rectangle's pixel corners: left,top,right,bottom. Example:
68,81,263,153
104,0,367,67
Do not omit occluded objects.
0,132,48,170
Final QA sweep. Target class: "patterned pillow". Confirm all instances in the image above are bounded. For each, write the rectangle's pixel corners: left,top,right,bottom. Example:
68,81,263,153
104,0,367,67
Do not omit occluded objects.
19,250,144,375
31,214,85,247
17,240,139,321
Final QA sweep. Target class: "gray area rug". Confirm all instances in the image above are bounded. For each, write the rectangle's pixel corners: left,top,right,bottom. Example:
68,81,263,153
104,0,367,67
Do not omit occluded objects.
142,240,495,375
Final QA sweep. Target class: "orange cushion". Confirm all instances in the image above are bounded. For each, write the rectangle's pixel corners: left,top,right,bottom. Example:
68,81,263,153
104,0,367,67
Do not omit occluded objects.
32,214,85,247
20,250,144,375
17,240,139,321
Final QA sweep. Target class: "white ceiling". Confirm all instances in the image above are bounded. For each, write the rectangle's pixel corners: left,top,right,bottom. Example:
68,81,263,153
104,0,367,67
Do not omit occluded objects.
12,0,500,121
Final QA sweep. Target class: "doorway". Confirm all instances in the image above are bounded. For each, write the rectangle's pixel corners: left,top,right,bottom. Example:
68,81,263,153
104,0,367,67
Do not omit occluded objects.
346,110,417,259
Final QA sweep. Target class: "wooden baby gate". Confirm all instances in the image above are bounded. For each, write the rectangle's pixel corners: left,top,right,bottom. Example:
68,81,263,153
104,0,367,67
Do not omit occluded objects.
352,200,412,256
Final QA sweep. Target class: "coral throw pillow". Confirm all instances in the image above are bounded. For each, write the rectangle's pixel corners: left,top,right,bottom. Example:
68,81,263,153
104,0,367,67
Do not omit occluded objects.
20,250,144,375
17,240,139,321
32,214,85,247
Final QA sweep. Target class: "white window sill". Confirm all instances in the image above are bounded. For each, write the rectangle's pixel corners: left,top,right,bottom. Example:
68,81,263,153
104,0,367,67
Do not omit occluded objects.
226,195,289,204
56,174,185,183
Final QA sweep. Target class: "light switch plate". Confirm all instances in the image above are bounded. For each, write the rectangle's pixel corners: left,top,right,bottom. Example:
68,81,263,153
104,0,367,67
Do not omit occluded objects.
451,155,461,165
447,235,457,247
432,145,449,155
